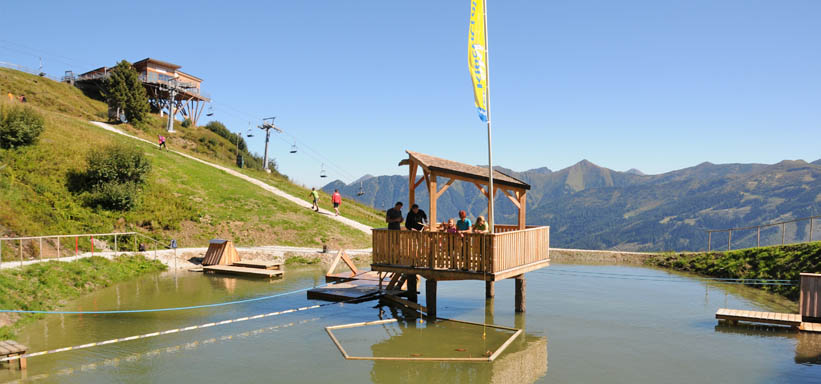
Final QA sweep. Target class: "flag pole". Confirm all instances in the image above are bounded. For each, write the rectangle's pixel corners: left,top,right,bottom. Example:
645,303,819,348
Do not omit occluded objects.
483,0,495,233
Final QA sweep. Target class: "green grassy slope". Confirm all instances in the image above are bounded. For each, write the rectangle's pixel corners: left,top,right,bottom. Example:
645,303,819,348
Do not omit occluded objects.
0,68,371,253
646,242,821,300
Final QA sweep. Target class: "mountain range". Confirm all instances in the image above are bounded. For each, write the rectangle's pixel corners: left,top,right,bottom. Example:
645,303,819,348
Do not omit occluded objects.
324,158,821,251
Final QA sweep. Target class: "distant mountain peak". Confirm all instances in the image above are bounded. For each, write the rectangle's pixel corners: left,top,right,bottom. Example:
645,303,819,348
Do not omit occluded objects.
813,159,821,166
626,168,645,176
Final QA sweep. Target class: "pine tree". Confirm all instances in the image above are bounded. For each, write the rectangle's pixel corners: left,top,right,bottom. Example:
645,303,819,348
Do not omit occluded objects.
104,60,150,124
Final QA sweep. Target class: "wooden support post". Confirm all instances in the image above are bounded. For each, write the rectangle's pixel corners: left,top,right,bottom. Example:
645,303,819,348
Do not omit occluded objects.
485,297,495,325
18,356,26,370
408,160,417,208
518,191,527,230
426,279,437,318
407,274,418,302
428,172,437,230
485,281,495,298
515,274,526,313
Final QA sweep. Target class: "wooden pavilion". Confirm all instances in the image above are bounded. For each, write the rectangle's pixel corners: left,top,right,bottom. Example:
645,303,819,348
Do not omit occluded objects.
371,151,550,317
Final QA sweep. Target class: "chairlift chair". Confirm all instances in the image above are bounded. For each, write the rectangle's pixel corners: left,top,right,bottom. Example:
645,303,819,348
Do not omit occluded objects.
357,181,365,196
290,142,297,154
206,104,214,117
320,164,327,178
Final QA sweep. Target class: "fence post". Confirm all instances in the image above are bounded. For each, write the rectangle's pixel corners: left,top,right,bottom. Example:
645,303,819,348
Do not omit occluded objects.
91,235,94,257
728,230,732,251
75,236,78,256
57,237,60,259
757,226,761,247
707,231,711,252
782,223,786,245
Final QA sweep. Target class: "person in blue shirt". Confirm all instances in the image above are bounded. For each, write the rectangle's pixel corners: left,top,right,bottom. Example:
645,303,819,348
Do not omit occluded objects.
456,210,472,233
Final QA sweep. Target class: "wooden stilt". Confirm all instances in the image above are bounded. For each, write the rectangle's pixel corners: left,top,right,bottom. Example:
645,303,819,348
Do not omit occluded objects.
485,281,495,298
515,274,526,313
407,274,418,302
426,279,437,318
484,297,495,325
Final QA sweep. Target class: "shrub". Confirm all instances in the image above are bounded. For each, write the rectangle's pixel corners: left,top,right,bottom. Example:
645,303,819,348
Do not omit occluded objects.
86,143,151,186
0,104,45,149
89,181,140,211
182,118,192,128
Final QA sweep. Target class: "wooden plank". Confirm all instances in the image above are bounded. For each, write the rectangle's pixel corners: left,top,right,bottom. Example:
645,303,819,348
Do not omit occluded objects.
0,343,11,356
232,261,282,270
381,294,427,313
0,341,22,354
715,309,801,327
203,265,283,278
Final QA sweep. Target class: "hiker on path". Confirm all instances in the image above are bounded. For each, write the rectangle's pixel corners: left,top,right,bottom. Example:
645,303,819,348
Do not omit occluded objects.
405,204,428,231
158,135,167,150
386,201,403,230
332,189,342,216
310,187,320,212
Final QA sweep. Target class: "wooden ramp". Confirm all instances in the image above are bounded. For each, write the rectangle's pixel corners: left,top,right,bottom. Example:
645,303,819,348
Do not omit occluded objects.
716,308,801,327
203,265,283,278
202,239,240,266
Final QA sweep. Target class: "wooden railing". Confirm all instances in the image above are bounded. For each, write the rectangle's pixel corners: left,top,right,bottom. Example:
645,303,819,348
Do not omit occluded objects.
372,226,549,274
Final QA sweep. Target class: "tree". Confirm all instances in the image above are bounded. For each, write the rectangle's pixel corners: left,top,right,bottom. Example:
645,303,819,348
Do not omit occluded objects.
104,60,150,124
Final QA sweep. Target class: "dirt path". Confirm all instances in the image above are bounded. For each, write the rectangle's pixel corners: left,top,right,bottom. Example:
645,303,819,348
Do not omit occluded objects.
89,121,372,234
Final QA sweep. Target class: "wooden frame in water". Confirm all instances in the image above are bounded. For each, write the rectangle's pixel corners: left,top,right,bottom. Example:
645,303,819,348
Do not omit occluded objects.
325,318,522,362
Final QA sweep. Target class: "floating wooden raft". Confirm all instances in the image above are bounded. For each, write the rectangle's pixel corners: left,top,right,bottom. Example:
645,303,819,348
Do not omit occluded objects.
203,264,283,278
308,250,406,302
0,340,27,369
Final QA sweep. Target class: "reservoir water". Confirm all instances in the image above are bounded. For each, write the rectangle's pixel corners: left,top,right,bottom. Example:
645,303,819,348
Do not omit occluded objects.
4,264,821,383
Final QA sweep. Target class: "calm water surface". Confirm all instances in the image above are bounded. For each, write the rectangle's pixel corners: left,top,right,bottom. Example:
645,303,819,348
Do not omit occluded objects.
3,264,821,383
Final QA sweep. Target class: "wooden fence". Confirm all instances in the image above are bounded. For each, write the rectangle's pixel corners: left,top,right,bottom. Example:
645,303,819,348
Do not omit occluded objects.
372,226,549,274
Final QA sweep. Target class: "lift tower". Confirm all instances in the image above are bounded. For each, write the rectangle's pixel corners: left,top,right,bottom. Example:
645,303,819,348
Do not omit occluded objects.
259,117,281,172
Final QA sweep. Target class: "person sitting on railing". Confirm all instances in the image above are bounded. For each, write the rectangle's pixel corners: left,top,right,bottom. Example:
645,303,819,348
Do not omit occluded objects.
456,210,472,233
405,204,428,231
472,216,488,233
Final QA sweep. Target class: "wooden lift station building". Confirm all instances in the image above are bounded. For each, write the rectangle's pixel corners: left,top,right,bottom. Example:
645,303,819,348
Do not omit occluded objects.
371,151,550,317
77,58,210,126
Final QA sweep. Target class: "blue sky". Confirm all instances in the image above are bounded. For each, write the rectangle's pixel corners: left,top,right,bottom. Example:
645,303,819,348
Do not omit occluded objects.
2,1,819,187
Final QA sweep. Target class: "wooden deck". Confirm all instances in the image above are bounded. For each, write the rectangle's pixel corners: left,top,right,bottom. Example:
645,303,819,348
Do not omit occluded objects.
307,278,404,303
0,340,27,369
371,226,549,281
203,265,284,278
231,261,282,270
716,308,802,327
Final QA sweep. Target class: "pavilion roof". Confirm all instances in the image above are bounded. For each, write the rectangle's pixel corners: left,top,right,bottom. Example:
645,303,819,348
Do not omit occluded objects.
400,150,530,190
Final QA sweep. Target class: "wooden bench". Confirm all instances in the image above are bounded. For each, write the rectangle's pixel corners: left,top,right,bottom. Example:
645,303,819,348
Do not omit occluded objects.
231,261,282,270
0,340,27,369
716,308,801,328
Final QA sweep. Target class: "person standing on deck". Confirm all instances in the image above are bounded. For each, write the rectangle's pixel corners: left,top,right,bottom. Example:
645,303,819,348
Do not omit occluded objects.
386,201,403,230
405,204,428,231
456,210,472,233
332,189,342,216
310,187,320,212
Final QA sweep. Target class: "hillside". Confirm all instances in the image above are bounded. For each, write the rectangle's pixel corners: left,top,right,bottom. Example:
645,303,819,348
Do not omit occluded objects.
325,157,821,252
0,67,374,253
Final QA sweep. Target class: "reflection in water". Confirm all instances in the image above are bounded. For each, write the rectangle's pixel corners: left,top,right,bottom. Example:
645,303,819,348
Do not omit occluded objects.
714,322,821,365
367,307,547,384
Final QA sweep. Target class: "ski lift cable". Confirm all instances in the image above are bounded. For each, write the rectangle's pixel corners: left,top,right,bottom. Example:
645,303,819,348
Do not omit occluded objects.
277,128,359,180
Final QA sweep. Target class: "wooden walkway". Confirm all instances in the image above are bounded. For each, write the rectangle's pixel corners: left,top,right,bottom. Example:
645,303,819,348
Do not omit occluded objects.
308,276,405,303
715,308,821,333
0,340,26,369
203,265,283,278
231,261,282,270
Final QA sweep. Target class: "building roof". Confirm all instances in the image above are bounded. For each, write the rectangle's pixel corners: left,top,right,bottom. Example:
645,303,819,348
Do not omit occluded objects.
132,58,182,70
176,70,202,82
400,150,530,190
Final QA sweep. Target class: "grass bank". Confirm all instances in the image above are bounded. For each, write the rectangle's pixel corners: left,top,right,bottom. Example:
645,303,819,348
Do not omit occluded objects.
646,242,821,300
0,254,166,338
1,67,372,252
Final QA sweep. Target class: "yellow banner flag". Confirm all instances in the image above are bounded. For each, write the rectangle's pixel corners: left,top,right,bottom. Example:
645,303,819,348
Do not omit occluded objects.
469,0,488,122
